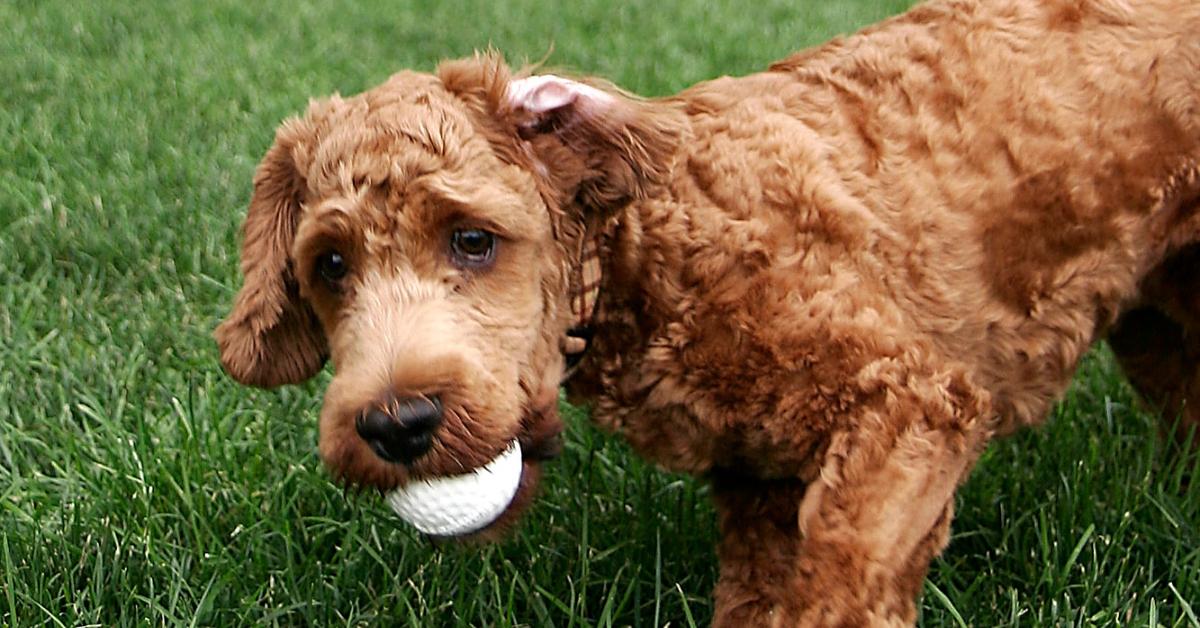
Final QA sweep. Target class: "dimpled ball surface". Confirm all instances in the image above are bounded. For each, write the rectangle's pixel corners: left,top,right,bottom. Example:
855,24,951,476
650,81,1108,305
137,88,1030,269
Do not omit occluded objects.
385,440,522,537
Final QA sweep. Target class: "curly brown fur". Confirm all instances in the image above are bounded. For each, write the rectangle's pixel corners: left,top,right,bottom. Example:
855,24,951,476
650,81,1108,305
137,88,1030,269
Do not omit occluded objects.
218,0,1200,623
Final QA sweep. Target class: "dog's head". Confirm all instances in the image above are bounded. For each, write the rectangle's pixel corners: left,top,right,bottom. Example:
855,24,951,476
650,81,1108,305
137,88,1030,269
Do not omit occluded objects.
215,54,684,539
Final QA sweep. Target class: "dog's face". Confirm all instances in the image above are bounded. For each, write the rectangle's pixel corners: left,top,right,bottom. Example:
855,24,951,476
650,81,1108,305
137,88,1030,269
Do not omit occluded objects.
216,55,683,538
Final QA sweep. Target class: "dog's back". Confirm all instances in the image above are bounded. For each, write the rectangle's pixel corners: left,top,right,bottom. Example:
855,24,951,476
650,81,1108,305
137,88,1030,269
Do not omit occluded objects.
660,0,1200,433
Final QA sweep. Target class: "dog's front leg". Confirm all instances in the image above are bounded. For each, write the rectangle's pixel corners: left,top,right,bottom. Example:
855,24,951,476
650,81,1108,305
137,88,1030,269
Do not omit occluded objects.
781,384,987,627
710,369,989,627
710,474,808,627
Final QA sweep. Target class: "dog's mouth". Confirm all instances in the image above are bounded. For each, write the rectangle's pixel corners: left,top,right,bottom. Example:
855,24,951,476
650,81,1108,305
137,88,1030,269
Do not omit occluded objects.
381,404,563,540
346,383,564,540
385,439,523,537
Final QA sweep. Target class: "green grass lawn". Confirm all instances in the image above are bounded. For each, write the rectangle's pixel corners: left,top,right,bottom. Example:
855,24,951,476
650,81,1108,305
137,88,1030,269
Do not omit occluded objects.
2,0,1198,625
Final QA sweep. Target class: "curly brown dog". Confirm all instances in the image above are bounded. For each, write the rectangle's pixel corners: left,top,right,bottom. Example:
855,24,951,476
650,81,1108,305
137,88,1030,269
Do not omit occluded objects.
216,0,1200,623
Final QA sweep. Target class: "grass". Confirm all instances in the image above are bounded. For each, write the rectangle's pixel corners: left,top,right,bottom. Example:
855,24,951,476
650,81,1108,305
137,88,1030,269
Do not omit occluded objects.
1,0,1198,625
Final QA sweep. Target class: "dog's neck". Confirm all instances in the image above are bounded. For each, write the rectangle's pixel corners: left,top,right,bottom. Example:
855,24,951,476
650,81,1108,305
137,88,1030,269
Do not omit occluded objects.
558,181,696,395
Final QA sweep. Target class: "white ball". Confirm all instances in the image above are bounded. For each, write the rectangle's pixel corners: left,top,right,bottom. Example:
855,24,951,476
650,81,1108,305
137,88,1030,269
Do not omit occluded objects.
385,440,522,537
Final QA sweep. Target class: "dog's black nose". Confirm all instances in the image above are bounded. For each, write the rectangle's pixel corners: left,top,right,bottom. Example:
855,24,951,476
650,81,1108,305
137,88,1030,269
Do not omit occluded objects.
356,395,443,464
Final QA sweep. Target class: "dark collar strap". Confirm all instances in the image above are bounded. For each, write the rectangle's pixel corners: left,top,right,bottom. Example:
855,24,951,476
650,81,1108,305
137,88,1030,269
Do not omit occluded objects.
560,235,603,383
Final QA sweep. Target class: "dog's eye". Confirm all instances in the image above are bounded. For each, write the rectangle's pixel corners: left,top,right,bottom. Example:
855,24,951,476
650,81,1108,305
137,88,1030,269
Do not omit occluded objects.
316,251,349,284
450,229,496,267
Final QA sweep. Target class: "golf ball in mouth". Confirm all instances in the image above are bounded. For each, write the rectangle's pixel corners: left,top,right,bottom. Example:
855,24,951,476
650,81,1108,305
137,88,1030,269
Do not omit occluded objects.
385,440,522,537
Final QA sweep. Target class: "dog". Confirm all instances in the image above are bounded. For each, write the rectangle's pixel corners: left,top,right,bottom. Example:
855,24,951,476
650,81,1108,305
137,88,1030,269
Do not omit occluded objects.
216,0,1200,624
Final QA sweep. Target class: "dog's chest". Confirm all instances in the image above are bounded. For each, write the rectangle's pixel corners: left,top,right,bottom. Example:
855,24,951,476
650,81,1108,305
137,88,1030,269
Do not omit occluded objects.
568,292,872,479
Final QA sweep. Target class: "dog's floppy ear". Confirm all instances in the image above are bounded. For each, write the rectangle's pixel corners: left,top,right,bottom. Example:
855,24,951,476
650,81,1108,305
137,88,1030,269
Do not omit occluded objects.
215,117,327,388
438,54,686,215
504,73,686,212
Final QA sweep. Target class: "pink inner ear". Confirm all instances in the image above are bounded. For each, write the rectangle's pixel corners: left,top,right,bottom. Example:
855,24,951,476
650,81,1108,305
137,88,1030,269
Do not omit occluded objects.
507,75,614,115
